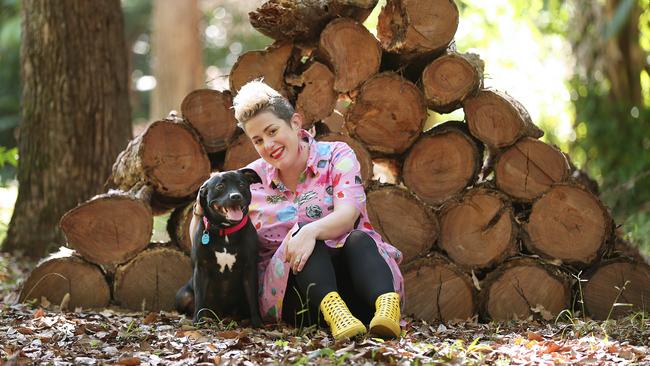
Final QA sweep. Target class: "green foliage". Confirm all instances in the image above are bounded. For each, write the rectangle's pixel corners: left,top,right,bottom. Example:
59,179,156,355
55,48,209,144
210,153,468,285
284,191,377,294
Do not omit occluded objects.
0,0,21,185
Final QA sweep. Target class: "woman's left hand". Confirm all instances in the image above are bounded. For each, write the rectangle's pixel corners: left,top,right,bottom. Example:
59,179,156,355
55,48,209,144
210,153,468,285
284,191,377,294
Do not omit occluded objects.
284,224,317,274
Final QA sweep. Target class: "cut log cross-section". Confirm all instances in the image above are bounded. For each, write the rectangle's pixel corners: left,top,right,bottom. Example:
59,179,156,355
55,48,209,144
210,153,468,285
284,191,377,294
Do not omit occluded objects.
229,42,293,95
223,133,260,171
180,89,238,153
479,258,571,321
249,0,378,42
346,72,427,154
20,249,111,309
294,62,337,128
439,188,517,270
317,133,373,186
524,184,613,266
403,257,476,323
319,18,381,93
167,202,194,254
583,259,650,320
377,0,459,56
402,121,483,205
422,52,484,113
113,246,192,312
495,137,570,201
366,184,438,264
463,90,543,149
110,119,211,202
60,190,153,266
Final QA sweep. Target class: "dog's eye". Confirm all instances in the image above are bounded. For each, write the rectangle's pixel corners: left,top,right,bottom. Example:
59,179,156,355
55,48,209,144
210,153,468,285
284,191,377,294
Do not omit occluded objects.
239,182,246,188
216,183,225,191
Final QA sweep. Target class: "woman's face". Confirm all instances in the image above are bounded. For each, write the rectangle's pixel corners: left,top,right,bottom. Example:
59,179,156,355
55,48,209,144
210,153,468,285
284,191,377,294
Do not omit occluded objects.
244,110,303,172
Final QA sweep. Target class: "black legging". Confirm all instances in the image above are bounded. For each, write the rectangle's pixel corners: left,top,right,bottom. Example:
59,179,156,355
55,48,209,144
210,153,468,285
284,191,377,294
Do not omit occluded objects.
281,229,394,327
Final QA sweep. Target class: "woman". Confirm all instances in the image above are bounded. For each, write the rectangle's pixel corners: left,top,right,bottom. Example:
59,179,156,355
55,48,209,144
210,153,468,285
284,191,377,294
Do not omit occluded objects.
192,80,404,340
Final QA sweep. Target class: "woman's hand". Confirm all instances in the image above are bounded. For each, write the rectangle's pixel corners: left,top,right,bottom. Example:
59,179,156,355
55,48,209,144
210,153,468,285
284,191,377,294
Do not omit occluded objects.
284,224,317,274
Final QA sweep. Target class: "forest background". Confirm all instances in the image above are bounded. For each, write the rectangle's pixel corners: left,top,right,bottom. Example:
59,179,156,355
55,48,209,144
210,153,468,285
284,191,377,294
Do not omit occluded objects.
0,0,648,258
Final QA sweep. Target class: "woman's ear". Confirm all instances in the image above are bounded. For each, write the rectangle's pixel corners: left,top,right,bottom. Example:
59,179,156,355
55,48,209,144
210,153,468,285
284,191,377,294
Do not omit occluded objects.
290,113,303,131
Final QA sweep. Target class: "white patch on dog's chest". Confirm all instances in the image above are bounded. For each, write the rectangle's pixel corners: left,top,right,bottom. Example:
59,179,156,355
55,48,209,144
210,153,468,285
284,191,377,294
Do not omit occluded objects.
214,247,237,273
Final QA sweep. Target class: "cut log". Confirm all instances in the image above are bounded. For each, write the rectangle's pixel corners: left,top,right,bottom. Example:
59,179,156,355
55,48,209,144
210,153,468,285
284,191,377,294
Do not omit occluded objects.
294,62,337,128
438,188,517,270
402,121,482,205
180,89,238,153
320,97,350,134
113,246,192,311
346,72,427,154
366,183,438,264
229,42,293,95
167,202,194,254
60,190,153,266
421,52,484,113
224,133,260,170
317,133,373,186
249,0,378,42
524,184,613,266
377,0,459,56
463,90,543,149
479,258,571,321
402,256,476,322
110,119,211,199
319,18,381,93
583,259,650,319
20,248,110,309
495,137,570,201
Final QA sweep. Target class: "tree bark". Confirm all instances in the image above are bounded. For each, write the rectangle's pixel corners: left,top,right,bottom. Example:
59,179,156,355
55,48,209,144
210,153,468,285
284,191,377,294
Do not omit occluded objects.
249,0,378,42
479,257,571,321
3,0,132,258
366,183,439,264
181,89,239,153
524,184,613,267
345,72,427,154
150,0,204,120
20,248,111,309
494,137,570,202
402,256,476,323
463,89,543,149
421,52,484,113
438,187,517,271
113,245,192,312
402,121,483,205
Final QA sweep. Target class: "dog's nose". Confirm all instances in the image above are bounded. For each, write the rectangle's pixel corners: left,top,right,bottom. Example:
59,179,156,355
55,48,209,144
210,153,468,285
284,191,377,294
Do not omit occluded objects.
229,192,242,201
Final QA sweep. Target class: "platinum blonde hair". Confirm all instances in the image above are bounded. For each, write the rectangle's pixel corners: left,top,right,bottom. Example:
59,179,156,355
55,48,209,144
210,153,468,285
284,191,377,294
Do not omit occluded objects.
232,79,294,129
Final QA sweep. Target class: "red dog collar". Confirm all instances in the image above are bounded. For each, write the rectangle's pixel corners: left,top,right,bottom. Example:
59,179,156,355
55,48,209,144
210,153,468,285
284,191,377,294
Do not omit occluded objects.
202,215,249,237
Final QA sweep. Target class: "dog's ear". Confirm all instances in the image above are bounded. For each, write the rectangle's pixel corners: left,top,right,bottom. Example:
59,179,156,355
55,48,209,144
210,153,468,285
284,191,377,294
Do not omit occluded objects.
198,181,209,210
239,168,262,185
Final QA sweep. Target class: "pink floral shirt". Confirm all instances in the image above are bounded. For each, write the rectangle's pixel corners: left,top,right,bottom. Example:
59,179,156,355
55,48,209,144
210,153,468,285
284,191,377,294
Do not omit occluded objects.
246,130,404,323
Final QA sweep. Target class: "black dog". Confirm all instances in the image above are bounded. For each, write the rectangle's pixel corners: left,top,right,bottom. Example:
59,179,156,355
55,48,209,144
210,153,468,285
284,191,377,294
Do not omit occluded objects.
175,169,262,327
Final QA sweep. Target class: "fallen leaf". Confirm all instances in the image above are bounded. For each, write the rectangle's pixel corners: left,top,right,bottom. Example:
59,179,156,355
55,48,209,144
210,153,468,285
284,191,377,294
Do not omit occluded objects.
33,308,45,319
142,312,158,324
527,331,543,341
116,356,141,365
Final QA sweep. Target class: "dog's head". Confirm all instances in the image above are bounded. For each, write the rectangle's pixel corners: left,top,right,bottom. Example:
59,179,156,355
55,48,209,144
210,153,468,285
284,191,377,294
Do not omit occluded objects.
199,168,262,226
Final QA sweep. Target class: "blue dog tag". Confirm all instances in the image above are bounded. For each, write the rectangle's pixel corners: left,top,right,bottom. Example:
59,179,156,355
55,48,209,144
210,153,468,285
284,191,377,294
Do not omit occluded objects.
201,232,210,245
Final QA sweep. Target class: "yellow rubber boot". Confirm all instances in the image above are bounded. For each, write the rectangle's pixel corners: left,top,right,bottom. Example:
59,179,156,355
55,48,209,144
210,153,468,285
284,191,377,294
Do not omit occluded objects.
320,292,367,340
369,292,401,338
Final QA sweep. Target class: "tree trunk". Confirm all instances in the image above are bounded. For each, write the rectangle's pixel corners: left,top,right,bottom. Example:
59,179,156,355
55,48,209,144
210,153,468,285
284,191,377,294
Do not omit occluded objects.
113,245,192,312
3,0,132,258
583,259,650,320
150,0,204,120
224,133,260,170
318,18,381,93
421,52,484,113
402,121,483,205
479,257,571,321
317,133,373,186
438,187,517,271
463,89,543,149
293,62,337,128
345,72,427,154
229,42,293,96
181,89,238,153
524,184,613,267
249,0,378,42
366,184,439,264
402,256,476,323
109,119,211,203
377,0,459,57
494,137,570,202
59,189,153,266
20,248,111,309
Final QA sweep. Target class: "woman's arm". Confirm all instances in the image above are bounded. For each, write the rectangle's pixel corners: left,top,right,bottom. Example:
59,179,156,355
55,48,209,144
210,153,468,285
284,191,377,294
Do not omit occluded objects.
300,203,359,241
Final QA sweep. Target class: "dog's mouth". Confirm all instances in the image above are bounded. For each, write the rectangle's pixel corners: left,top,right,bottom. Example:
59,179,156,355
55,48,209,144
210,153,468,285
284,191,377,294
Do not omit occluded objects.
212,203,244,222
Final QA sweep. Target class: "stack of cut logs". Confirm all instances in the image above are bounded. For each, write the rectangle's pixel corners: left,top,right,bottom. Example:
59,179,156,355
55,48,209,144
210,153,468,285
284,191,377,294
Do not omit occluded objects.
21,0,649,322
